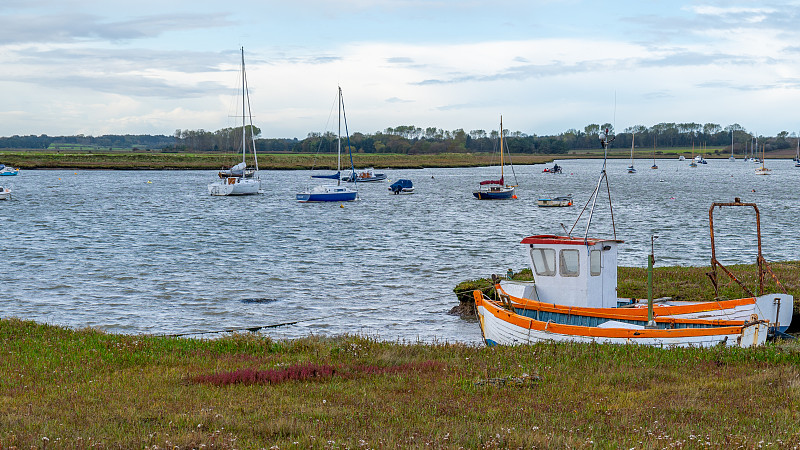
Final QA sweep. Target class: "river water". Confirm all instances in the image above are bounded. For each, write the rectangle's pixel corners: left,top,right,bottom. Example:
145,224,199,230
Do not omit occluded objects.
2,158,798,343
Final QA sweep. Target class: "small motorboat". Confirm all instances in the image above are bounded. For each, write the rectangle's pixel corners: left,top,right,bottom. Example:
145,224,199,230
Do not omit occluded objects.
542,163,562,173
342,167,387,182
0,185,10,200
0,164,19,176
537,195,572,207
678,155,685,161
389,179,414,194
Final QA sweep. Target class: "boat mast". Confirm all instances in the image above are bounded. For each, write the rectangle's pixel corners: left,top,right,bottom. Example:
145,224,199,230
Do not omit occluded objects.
240,47,247,165
499,116,504,183
337,86,342,186
630,133,635,167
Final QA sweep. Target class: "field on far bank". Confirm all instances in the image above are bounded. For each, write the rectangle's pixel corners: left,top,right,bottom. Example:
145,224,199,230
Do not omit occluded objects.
0,150,556,170
1,318,799,448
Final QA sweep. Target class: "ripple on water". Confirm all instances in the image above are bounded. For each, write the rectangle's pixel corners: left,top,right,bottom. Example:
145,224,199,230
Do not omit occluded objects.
3,163,799,341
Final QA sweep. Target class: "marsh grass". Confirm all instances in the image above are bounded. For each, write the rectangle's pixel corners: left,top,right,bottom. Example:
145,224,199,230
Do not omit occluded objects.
0,151,555,170
2,318,800,448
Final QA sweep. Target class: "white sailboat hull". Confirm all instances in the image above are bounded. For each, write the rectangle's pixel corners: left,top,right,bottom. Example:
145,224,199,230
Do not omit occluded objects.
208,177,261,196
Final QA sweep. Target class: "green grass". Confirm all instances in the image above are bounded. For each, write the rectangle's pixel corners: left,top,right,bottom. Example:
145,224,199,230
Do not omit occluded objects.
0,151,557,170
1,318,799,448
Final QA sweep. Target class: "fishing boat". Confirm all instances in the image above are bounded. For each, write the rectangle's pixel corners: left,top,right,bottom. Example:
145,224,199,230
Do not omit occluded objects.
342,167,387,182
208,48,262,196
755,144,771,175
537,195,572,207
296,87,358,203
473,116,518,200
0,185,10,200
388,179,414,194
474,128,792,348
0,164,19,176
627,134,637,173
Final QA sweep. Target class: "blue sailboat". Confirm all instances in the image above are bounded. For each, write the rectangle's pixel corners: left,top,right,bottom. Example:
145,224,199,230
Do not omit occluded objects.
296,87,358,203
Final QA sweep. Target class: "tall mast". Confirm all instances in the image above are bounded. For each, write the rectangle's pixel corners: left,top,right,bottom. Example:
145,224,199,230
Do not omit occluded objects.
241,47,246,164
499,116,504,182
337,86,342,186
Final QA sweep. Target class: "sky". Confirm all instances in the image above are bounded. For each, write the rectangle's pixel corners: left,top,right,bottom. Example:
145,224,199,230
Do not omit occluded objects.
2,0,800,139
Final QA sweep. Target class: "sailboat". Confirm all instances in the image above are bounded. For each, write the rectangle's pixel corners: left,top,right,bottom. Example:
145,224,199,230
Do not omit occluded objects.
689,142,698,167
650,140,658,169
296,87,359,202
473,116,517,200
755,144,771,175
208,48,262,196
627,133,637,173
729,132,736,161
794,136,800,167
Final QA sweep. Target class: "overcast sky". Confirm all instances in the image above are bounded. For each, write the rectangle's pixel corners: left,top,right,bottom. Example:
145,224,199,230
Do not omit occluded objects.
2,0,799,138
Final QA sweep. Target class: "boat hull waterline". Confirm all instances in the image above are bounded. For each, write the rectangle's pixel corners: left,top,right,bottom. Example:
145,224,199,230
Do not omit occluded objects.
476,292,768,348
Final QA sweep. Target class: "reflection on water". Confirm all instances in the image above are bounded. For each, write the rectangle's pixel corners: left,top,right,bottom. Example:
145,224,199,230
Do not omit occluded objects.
2,158,798,342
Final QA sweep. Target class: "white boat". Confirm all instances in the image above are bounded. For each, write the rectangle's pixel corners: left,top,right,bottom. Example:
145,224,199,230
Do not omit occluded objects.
208,48,262,197
678,155,685,161
296,87,358,203
0,164,19,176
627,133,636,173
755,144,771,175
0,185,10,200
794,134,800,167
694,154,707,164
537,195,572,207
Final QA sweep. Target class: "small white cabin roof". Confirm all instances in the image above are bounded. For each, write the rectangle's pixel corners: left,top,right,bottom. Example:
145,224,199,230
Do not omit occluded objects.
520,235,624,246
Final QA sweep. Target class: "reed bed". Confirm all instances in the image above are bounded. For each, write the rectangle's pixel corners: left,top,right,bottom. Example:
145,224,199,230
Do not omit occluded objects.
1,316,799,448
0,151,555,170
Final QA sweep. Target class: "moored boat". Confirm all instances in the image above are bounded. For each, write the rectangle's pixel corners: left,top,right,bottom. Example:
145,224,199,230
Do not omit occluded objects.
208,48,262,196
537,195,572,207
0,164,19,176
296,86,358,203
389,179,414,194
0,185,10,200
474,127,792,348
474,116,518,200
342,167,387,182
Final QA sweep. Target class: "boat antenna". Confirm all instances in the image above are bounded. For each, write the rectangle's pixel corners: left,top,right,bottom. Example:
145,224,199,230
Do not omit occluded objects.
568,127,617,242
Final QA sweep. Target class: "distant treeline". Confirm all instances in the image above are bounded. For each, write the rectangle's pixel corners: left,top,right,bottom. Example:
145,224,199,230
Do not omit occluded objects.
3,122,797,154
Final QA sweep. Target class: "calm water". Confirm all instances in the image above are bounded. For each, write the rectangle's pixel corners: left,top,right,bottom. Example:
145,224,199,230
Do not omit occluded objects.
2,158,799,343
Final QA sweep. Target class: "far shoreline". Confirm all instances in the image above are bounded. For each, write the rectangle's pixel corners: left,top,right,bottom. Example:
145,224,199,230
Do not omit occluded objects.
2,147,797,170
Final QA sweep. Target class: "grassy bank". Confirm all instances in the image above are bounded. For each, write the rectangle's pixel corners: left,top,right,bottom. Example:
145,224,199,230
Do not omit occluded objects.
1,318,800,448
0,150,556,170
454,261,800,318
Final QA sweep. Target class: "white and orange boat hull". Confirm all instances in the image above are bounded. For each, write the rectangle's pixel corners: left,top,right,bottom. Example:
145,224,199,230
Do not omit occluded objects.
476,291,769,348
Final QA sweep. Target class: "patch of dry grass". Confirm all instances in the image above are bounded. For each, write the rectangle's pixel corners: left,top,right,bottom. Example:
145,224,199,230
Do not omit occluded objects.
2,318,800,448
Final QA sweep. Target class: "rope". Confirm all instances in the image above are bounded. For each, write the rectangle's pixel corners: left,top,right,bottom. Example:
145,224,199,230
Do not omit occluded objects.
159,315,333,338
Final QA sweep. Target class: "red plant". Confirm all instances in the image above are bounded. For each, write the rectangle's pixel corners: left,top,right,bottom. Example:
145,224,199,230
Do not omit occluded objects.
192,360,443,386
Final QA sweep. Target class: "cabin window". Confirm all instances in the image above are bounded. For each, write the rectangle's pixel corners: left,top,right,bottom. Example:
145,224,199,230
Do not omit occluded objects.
590,250,601,276
530,248,556,276
559,249,580,277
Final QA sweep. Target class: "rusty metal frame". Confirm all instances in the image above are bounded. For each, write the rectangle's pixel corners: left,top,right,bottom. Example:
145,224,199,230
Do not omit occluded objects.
708,198,786,299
